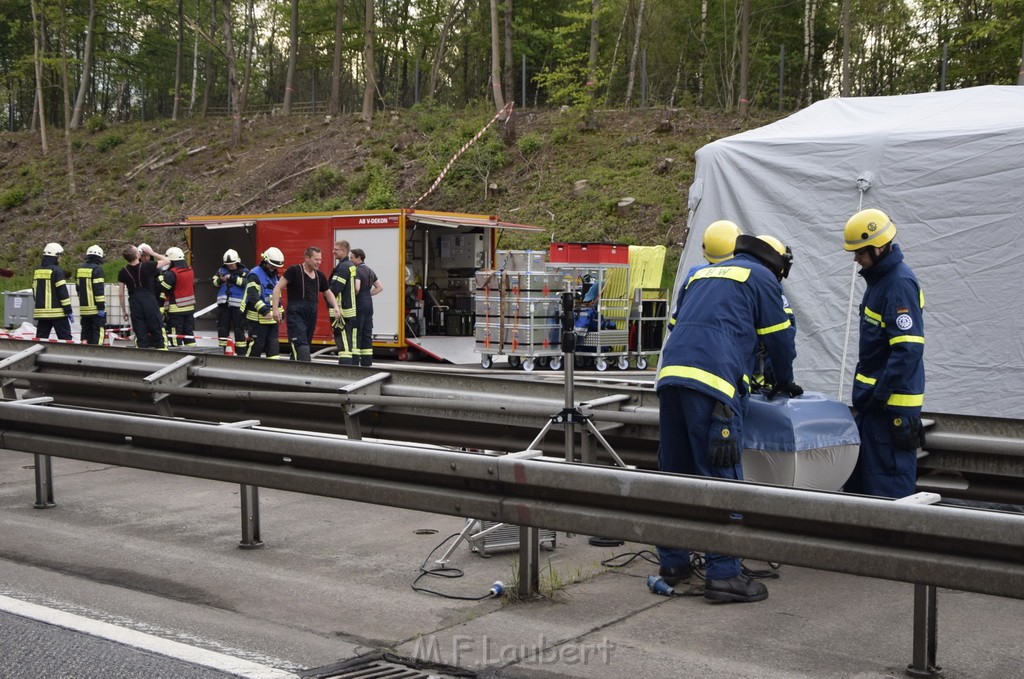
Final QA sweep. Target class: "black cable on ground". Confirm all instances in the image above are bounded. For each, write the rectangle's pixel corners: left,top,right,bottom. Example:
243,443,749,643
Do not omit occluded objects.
410,532,503,601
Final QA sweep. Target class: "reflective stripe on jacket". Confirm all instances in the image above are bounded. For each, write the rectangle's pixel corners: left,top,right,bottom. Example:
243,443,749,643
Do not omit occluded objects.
33,263,72,319
160,266,196,313
244,264,279,324
76,260,106,316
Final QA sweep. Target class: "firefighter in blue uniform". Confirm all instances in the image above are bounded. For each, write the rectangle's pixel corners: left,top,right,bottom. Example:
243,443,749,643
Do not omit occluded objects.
843,208,925,498
244,247,284,359
213,249,249,354
77,244,107,345
33,242,74,340
158,247,196,346
656,233,799,603
668,220,742,329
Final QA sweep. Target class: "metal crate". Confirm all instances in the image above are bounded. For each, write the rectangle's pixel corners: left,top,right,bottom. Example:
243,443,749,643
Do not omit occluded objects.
468,520,557,557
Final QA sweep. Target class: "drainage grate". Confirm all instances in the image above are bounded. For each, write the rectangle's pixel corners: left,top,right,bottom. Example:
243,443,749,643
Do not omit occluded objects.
301,653,474,679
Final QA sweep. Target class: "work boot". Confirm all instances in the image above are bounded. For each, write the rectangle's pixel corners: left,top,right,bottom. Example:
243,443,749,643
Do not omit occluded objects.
704,574,768,603
658,563,694,587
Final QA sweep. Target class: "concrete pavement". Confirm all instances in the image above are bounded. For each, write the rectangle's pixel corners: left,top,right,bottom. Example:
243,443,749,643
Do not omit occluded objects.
1,450,1021,679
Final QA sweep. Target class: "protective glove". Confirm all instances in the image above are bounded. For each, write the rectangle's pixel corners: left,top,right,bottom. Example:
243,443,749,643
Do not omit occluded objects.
767,381,804,400
890,415,922,450
707,402,741,467
332,314,346,330
67,313,75,325
97,310,106,321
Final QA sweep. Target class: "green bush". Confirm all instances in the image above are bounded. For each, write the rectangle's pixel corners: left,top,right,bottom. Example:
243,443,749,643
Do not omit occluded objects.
518,133,543,157
96,132,125,153
362,164,396,210
299,165,345,201
84,115,108,133
0,186,28,210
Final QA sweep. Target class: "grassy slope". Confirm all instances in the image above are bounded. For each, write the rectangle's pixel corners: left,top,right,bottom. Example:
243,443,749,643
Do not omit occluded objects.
0,105,776,316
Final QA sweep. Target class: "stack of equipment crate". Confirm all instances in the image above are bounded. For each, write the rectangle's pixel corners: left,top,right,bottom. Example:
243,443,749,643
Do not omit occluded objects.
474,250,564,371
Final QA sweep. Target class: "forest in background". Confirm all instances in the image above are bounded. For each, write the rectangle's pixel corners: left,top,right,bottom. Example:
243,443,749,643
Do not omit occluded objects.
3,0,1024,138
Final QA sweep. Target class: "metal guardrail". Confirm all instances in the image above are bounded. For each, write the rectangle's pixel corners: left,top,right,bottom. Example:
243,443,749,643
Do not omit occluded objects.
0,339,1022,500
1,399,1022,602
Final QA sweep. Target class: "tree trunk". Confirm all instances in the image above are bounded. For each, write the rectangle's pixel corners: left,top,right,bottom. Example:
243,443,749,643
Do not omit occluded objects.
30,0,48,154
283,0,298,114
698,0,707,106
503,0,513,106
329,0,346,115
239,0,255,112
173,0,184,120
841,0,851,96
221,0,242,145
59,0,75,193
69,0,96,128
428,0,462,100
738,0,750,116
604,2,628,105
587,0,600,92
1018,31,1024,86
489,0,505,114
189,0,200,114
201,0,217,117
361,0,376,121
624,0,646,107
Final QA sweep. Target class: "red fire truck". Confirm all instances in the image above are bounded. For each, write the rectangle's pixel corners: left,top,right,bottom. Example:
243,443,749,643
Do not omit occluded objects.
154,209,544,361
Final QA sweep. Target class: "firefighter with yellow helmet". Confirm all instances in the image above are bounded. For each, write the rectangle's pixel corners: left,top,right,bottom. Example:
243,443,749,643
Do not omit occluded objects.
668,220,742,328
244,247,284,359
843,208,925,498
655,230,798,603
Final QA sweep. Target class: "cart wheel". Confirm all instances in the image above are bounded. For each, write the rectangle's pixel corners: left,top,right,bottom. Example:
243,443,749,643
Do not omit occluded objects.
549,356,563,371
480,354,493,369
575,354,586,368
523,358,536,372
397,348,409,361
537,356,550,368
508,355,522,369
636,356,649,370
595,357,608,371
617,356,630,371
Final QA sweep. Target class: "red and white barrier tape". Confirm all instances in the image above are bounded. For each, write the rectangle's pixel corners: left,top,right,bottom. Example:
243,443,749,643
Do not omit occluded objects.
411,102,514,208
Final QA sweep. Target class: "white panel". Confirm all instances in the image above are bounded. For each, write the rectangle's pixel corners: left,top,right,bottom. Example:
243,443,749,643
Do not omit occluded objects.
334,227,401,339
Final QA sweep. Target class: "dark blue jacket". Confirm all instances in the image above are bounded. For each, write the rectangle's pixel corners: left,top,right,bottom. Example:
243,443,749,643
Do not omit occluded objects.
657,253,796,413
852,243,925,416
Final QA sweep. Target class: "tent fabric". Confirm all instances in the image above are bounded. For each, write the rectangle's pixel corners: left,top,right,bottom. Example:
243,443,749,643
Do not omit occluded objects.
677,86,1024,419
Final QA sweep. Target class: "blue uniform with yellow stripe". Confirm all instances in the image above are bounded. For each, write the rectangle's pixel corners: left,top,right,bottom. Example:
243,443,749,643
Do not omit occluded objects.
846,243,925,497
655,252,796,579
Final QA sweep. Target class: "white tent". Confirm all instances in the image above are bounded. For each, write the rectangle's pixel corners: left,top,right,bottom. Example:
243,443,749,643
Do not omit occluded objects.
678,85,1024,419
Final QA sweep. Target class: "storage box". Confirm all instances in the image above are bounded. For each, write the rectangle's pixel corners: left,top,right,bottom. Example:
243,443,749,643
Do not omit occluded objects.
474,322,560,348
496,250,547,272
3,290,34,328
505,272,563,294
475,270,502,291
549,242,629,265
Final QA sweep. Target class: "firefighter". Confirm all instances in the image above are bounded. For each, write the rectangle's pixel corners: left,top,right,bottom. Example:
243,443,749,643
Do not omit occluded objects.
669,220,742,329
158,247,196,347
329,240,359,365
842,208,925,498
655,234,799,603
350,248,382,367
117,245,169,349
77,244,107,345
33,242,73,341
244,247,284,359
213,249,249,355
271,246,340,362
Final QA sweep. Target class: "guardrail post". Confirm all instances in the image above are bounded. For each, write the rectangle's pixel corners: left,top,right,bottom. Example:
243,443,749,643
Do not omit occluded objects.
0,344,45,399
143,355,196,418
32,453,55,508
339,372,390,441
907,583,942,677
238,484,263,549
518,525,540,597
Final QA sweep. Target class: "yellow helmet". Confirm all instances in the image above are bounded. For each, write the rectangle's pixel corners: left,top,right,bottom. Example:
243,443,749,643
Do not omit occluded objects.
702,220,741,263
756,234,786,257
844,208,896,251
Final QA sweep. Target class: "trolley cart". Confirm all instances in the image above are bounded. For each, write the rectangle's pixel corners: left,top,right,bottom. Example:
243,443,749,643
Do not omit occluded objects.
627,286,669,370
474,270,565,371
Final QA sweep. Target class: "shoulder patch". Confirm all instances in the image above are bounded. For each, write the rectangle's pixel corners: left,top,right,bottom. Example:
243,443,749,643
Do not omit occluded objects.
895,314,913,331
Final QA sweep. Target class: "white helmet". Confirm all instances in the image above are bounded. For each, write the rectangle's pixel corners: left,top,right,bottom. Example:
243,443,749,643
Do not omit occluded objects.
86,244,104,258
138,243,152,257
262,247,285,267
223,248,240,264
43,242,64,257
166,246,185,261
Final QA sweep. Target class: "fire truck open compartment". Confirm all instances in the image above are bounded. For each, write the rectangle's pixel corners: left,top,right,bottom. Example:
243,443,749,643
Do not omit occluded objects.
168,210,543,362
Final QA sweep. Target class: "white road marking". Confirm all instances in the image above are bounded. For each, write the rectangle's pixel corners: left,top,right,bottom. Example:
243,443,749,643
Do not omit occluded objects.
0,594,300,679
